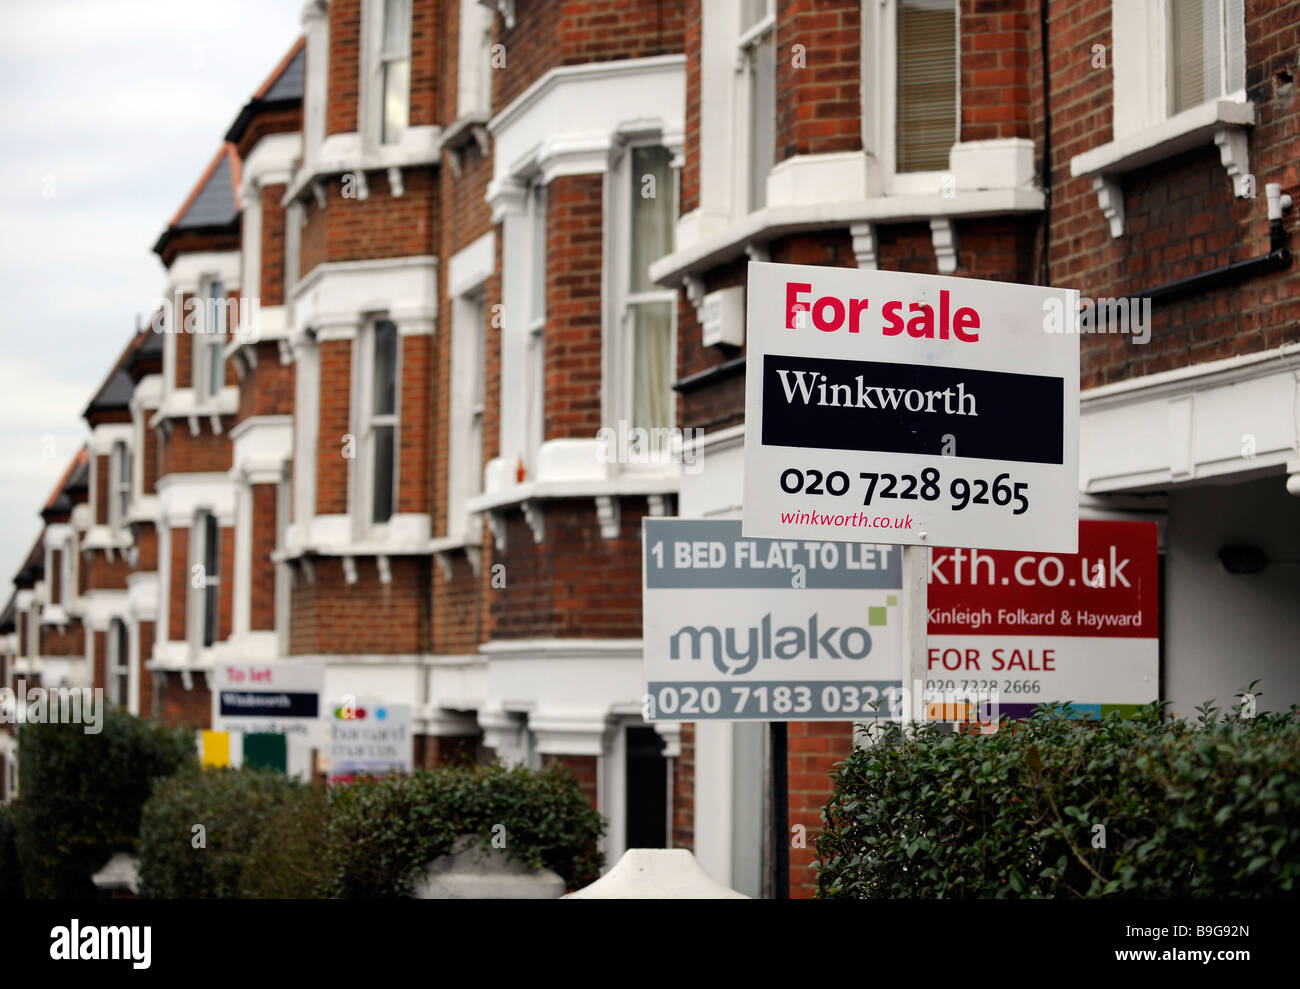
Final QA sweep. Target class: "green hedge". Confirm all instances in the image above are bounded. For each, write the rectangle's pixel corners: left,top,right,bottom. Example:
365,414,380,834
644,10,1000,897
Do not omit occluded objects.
817,698,1300,898
325,763,605,898
137,768,325,898
14,709,194,898
0,803,21,900
136,762,605,898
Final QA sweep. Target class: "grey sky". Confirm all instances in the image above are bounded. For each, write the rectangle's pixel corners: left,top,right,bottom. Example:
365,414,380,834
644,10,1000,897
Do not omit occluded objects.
0,0,303,592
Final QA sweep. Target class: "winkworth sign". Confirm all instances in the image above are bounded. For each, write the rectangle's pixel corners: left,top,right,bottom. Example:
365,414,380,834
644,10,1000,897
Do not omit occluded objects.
642,518,902,721
742,262,1080,553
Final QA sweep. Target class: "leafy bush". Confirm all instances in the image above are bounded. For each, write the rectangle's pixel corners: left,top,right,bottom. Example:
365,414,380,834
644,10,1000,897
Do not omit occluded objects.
137,767,324,898
0,803,21,899
325,763,605,898
14,709,194,898
817,698,1300,898
239,783,332,898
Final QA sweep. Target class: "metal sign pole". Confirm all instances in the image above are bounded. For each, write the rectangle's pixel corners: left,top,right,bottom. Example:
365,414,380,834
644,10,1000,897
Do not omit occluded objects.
903,544,929,727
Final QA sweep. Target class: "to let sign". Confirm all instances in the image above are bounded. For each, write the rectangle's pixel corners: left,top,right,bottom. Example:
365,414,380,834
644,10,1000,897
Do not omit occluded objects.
742,262,1080,553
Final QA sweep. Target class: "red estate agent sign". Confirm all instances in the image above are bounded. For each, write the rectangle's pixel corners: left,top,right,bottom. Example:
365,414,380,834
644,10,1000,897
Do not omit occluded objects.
926,519,1158,718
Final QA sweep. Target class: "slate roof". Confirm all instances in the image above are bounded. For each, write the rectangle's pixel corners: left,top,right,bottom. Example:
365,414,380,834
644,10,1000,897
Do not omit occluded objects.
225,37,305,144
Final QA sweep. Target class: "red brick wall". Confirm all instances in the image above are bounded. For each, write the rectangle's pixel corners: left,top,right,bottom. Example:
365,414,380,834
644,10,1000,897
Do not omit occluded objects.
410,0,438,126
316,338,351,516
960,0,1033,142
156,670,211,729
137,620,155,716
95,455,110,525
134,523,158,573
414,734,479,769
1049,0,1300,388
143,424,160,495
299,170,436,280
236,342,295,423
491,0,686,111
432,551,480,654
289,555,431,655
169,526,189,642
489,498,647,640
398,332,432,515
92,629,106,692
40,621,84,658
787,720,854,899
544,174,604,442
327,0,361,136
157,419,234,478
218,524,235,641
672,721,694,849
259,184,289,306
542,752,599,811
774,0,863,160
250,485,278,632
84,551,131,591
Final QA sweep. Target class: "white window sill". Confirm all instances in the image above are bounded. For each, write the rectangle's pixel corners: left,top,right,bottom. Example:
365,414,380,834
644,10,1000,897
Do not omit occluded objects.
1070,99,1255,237
148,389,239,429
1069,99,1254,179
649,186,1045,285
285,125,444,205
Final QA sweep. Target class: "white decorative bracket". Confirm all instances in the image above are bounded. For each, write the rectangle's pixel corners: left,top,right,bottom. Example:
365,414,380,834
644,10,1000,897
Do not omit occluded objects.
522,500,545,543
494,0,516,29
180,670,194,691
1093,175,1125,238
341,556,357,585
595,495,620,540
850,222,878,270
376,554,391,584
464,546,481,577
187,415,201,437
209,413,222,435
1214,128,1251,198
929,218,958,274
311,180,327,210
745,242,770,264
435,551,453,582
301,557,315,584
647,494,668,517
487,510,507,550
278,338,293,365
387,166,404,198
683,274,706,323
351,169,369,201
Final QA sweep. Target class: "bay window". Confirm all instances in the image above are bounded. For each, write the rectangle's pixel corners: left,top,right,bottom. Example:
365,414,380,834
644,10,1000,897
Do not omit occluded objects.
379,0,412,144
199,278,226,402
108,618,129,709
110,440,131,533
192,510,220,650
525,182,546,466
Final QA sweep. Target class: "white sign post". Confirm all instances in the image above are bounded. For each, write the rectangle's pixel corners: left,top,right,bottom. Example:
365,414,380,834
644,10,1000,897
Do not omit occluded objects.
742,261,1080,724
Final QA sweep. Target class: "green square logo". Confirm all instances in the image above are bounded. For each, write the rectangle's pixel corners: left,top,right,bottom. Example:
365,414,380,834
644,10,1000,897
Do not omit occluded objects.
869,606,887,626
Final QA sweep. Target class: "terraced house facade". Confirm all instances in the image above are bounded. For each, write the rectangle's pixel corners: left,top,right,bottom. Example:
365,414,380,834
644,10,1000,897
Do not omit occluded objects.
4,0,1298,899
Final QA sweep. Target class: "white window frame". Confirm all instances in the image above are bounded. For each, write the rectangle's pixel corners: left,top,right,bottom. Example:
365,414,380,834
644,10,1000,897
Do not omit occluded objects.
1112,0,1247,141
362,0,413,149
109,440,132,535
524,181,547,467
449,280,489,539
107,617,129,710
190,510,221,654
863,0,962,196
351,317,402,535
609,140,678,465
734,0,776,213
197,277,227,403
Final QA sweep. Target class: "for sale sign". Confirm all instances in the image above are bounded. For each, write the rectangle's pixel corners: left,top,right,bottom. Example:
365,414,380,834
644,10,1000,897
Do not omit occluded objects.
642,518,903,721
926,520,1158,717
742,262,1080,552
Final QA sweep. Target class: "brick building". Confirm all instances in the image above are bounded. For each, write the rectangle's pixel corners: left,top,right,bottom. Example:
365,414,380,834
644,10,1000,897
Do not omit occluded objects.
4,0,1298,900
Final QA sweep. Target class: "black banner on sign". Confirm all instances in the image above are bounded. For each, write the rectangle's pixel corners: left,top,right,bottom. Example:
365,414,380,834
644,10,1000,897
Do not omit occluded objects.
218,690,319,718
761,354,1064,465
